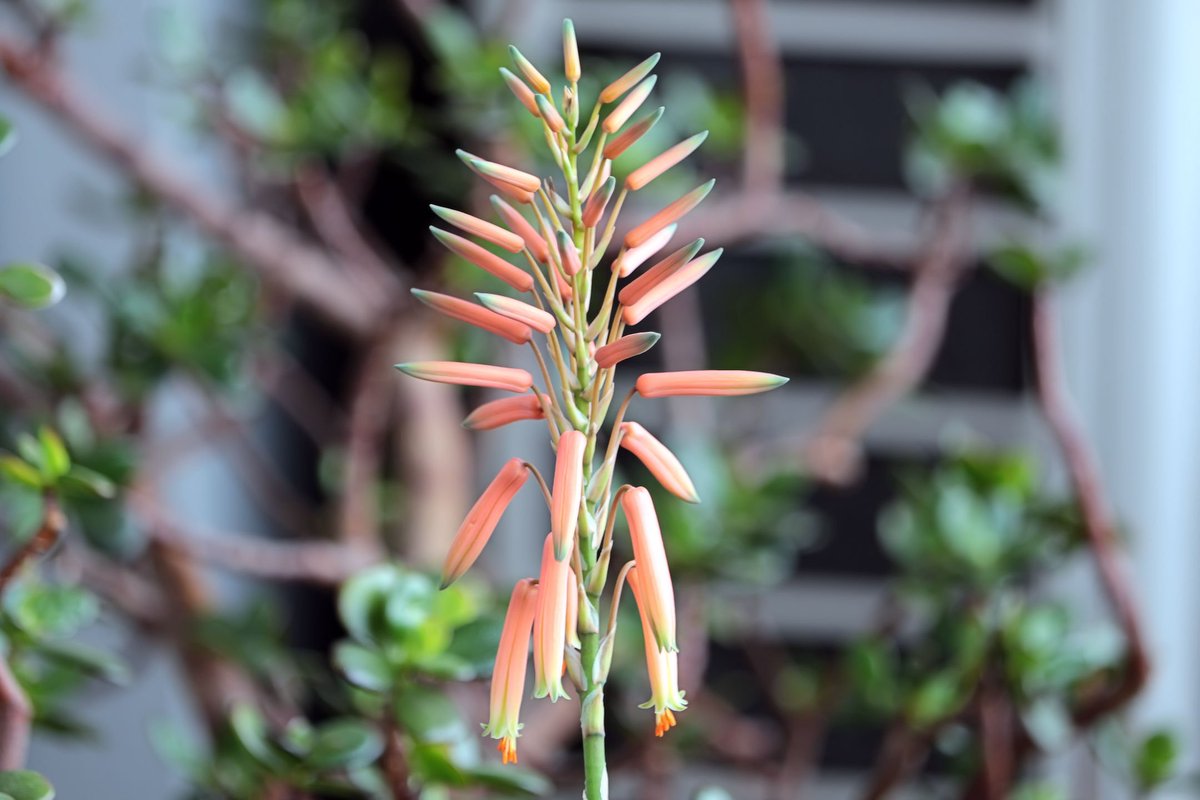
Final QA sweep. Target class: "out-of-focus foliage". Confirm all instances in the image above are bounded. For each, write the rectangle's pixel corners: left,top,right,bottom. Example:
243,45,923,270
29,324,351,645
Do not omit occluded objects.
0,769,56,800
158,565,548,799
905,79,1057,210
0,577,126,739
716,245,905,379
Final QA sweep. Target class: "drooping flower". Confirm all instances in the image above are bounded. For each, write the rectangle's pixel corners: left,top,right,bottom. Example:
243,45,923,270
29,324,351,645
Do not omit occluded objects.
551,430,586,560
627,567,687,736
485,578,539,764
619,422,700,503
440,458,529,587
620,487,677,652
533,534,572,701
500,67,540,116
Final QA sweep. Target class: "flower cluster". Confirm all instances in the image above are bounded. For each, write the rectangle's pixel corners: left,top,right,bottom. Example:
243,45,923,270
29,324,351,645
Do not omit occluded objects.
395,21,787,770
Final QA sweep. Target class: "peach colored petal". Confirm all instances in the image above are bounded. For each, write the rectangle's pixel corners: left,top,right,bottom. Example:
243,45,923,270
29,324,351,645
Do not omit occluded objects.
619,422,699,503
550,431,586,560
457,149,542,194
533,534,571,701
563,19,581,83
485,578,539,761
582,176,616,228
476,293,557,333
412,289,532,344
430,227,533,292
626,131,709,191
603,107,664,160
491,196,550,263
500,67,539,116
622,249,723,325
594,332,661,368
628,567,687,735
535,94,565,132
509,45,551,94
618,238,705,306
462,394,547,431
431,205,525,253
614,224,676,278
624,180,715,249
557,230,582,277
635,370,789,398
603,75,657,134
395,361,534,393
440,458,529,587
621,487,677,651
600,52,660,104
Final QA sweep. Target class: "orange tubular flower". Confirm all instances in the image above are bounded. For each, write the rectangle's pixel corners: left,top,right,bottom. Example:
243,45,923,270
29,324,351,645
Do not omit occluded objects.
395,361,534,393
624,180,715,249
636,369,789,398
582,176,616,228
462,394,547,431
627,567,687,736
500,67,540,116
595,332,661,368
509,45,551,94
621,487,678,652
551,430,586,560
534,534,572,701
430,228,533,292
491,195,550,263
626,131,709,192
619,422,700,503
557,230,582,277
485,578,540,764
476,293,557,333
440,458,529,587
603,75,658,134
601,52,661,103
618,238,705,306
615,224,676,277
411,289,532,344
603,107,665,160
430,205,526,253
399,28,793,780
536,95,566,132
622,249,724,326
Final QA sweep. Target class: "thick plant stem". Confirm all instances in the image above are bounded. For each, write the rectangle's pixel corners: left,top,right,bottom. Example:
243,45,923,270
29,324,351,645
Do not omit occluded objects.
580,628,608,800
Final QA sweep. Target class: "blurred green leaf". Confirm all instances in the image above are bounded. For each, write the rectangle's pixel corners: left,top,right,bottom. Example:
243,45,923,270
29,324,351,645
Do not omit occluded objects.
36,428,70,482
0,457,44,490
0,263,66,309
0,771,54,800
393,685,465,744
333,642,392,693
1135,730,1179,790
0,116,15,158
308,718,384,771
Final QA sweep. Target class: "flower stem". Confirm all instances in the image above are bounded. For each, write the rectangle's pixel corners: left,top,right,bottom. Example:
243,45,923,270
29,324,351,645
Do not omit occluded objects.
580,628,608,800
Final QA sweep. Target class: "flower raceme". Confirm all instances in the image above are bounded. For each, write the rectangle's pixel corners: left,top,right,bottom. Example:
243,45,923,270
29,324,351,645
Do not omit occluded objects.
393,22,788,781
